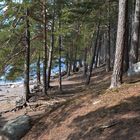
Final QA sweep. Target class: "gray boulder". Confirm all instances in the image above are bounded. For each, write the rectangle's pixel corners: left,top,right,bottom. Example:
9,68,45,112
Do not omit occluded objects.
0,115,31,140
16,97,26,107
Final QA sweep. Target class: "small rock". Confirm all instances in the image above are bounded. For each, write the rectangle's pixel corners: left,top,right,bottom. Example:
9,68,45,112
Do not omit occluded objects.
28,96,37,102
16,97,26,107
10,85,15,88
31,85,43,93
93,100,101,105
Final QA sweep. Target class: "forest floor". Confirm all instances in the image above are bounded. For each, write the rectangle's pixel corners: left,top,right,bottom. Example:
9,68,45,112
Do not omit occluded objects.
1,66,140,140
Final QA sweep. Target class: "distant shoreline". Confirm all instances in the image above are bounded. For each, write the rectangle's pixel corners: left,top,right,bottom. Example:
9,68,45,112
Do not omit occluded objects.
0,81,23,86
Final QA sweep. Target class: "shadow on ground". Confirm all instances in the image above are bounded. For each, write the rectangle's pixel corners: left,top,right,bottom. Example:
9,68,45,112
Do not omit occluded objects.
23,66,140,140
23,96,86,140
50,67,110,98
23,91,140,140
67,96,140,140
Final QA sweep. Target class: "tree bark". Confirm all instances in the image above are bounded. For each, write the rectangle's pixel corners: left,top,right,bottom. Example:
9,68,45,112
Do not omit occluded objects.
106,0,111,72
47,3,55,89
43,2,47,95
124,1,129,72
37,53,41,85
65,53,69,74
129,0,140,64
24,8,30,101
67,46,72,77
58,19,62,92
67,61,72,77
73,41,77,72
86,23,100,85
95,34,102,68
110,0,128,88
83,47,88,77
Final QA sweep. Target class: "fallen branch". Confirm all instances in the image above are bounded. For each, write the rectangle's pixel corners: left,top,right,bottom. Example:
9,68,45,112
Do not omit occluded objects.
99,120,120,129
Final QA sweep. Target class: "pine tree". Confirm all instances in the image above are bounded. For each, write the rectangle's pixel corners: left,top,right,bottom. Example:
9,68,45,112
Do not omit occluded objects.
110,0,128,88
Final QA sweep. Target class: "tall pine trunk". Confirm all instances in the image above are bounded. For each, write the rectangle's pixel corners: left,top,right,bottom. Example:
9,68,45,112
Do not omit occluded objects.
106,0,111,72
130,0,140,64
86,23,100,85
95,34,102,68
124,2,129,72
73,42,77,72
110,0,128,88
47,3,55,89
83,47,88,77
24,8,30,101
67,47,72,77
58,19,62,92
67,62,72,77
43,2,47,95
65,53,69,74
37,53,41,85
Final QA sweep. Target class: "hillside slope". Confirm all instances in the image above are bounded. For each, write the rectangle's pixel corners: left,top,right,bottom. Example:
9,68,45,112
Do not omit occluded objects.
22,68,140,140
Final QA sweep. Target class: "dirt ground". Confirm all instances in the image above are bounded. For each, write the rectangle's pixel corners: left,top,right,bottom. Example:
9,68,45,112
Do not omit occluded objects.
1,67,140,140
